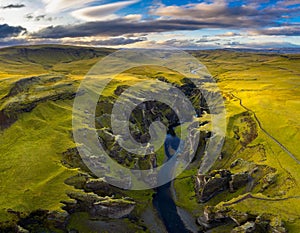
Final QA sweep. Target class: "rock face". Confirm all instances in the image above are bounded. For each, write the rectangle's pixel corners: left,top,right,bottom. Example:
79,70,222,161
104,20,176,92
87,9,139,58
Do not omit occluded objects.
197,206,288,233
104,175,132,190
85,178,109,192
229,173,249,192
135,150,158,187
195,170,249,202
231,217,288,233
64,191,135,219
197,206,232,229
195,170,231,202
91,201,135,219
2,209,70,233
231,221,256,233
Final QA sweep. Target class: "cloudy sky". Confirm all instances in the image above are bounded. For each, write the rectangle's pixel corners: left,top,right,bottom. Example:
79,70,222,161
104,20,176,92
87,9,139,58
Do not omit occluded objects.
0,0,300,49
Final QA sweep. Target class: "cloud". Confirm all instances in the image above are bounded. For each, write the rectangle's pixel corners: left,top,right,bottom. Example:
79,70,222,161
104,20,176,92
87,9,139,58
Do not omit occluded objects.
31,15,278,39
29,18,210,38
224,41,300,49
0,24,27,38
217,32,241,37
224,41,241,46
2,4,25,9
72,0,140,21
150,1,300,28
2,0,299,48
277,0,300,7
25,14,54,22
0,38,28,47
152,38,220,49
43,0,95,13
251,26,300,36
123,14,142,21
32,0,300,40
196,37,220,43
77,37,146,46
0,37,34,47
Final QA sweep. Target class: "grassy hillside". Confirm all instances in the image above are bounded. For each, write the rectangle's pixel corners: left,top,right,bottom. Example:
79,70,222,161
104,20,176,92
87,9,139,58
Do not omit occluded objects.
0,45,299,232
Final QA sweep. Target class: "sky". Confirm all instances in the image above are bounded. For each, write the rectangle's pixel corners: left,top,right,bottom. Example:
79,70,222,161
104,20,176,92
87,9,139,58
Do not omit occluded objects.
0,0,300,49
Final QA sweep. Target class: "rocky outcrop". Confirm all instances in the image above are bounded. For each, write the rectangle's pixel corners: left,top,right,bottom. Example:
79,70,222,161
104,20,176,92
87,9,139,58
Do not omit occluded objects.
195,170,250,202
62,148,91,172
85,178,110,192
114,85,130,96
104,175,132,190
197,206,287,233
64,174,116,196
231,112,258,147
231,215,288,233
229,173,249,192
63,192,135,219
2,209,70,233
134,149,158,187
197,206,233,229
231,221,256,233
195,170,231,202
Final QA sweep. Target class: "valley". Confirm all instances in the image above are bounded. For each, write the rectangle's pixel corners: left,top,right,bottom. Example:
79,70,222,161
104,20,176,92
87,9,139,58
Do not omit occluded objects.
0,45,299,232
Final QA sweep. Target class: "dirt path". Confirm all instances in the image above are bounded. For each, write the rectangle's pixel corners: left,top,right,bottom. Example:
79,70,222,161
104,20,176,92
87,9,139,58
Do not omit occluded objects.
229,92,300,165
223,193,300,206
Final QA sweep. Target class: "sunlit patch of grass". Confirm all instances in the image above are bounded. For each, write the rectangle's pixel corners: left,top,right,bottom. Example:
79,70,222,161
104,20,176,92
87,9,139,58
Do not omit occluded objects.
0,100,78,221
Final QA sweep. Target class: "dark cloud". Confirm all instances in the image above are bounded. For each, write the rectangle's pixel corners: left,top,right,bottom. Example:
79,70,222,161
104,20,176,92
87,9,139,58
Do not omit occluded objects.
0,24,27,38
157,39,219,49
253,26,300,36
224,41,300,49
36,15,46,21
224,41,241,46
276,0,300,7
93,37,146,45
2,4,25,9
150,1,300,24
0,38,28,47
31,17,271,39
196,37,220,43
79,37,147,46
25,14,54,22
25,14,34,20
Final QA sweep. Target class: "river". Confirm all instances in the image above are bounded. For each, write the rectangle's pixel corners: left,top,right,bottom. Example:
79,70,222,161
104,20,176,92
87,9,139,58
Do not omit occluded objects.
152,132,193,233
153,181,191,233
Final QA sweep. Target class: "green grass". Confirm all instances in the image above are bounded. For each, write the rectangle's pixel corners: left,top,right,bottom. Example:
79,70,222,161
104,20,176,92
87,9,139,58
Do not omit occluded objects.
0,100,78,221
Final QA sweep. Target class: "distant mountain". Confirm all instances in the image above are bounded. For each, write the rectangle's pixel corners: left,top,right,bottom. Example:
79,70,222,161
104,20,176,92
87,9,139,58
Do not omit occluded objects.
222,47,300,54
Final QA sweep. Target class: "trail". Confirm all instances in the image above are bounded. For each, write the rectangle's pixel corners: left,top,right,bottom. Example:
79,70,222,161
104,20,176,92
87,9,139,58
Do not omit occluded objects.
223,193,300,206
229,92,300,165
